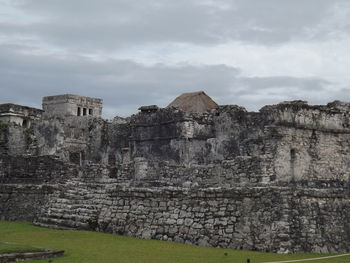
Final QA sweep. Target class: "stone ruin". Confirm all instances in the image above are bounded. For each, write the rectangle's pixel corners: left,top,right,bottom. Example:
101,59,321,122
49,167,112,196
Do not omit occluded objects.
0,91,350,253
0,103,43,128
42,94,102,117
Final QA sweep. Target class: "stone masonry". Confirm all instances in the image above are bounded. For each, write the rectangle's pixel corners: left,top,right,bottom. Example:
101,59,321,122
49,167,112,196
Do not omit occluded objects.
42,94,102,117
0,94,350,253
0,104,43,127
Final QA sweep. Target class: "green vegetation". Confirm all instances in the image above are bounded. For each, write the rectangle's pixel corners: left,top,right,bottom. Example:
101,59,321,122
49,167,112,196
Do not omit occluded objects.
0,242,44,254
1,221,349,263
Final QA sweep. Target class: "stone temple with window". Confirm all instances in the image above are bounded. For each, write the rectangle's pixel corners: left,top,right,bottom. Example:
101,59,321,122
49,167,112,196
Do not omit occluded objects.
0,94,102,127
42,94,103,117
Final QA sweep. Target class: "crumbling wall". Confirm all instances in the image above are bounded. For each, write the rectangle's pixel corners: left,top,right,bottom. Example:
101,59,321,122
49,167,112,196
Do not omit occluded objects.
0,122,8,155
0,155,72,221
0,155,72,184
26,162,349,253
98,187,350,253
130,106,268,166
1,100,350,253
0,184,54,221
27,115,129,165
0,153,349,253
0,122,31,156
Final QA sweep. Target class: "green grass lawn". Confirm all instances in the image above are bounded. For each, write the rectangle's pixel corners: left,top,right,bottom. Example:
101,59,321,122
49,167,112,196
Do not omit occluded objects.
0,242,44,254
0,221,349,263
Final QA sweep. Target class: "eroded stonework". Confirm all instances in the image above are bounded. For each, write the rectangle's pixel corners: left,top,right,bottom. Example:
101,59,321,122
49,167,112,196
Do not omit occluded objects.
42,94,102,117
0,96,350,253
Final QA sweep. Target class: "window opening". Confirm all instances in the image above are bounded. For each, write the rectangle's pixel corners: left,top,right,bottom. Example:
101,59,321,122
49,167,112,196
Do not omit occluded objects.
22,119,28,127
290,148,296,180
290,149,296,161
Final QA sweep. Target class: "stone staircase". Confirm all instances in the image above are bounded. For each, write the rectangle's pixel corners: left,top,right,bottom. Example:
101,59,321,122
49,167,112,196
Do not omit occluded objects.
34,177,111,230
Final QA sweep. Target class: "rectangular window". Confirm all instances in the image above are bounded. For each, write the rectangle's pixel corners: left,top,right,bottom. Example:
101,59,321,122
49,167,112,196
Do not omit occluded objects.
83,108,87,116
89,109,93,115
77,107,81,116
22,119,28,127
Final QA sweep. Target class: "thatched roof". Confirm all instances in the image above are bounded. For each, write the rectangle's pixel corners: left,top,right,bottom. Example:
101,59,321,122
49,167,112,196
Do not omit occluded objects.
167,91,218,113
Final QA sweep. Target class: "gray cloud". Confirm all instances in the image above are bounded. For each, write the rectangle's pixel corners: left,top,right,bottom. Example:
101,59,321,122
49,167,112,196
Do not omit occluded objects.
1,0,348,117
236,76,329,93
2,0,348,52
228,77,334,110
0,47,337,117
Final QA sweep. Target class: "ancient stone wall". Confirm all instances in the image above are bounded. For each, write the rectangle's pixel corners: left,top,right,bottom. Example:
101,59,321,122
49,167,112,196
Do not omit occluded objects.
0,153,348,253
4,100,350,182
99,186,350,253
1,100,350,253
26,161,349,253
0,184,54,221
0,123,8,155
0,155,72,221
0,155,73,184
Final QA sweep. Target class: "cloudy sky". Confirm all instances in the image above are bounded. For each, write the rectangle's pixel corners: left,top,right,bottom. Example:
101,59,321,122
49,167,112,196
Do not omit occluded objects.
1,0,350,118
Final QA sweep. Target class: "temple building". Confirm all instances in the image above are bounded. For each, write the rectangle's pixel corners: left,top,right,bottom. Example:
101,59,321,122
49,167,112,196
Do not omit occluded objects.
42,94,103,117
0,103,43,127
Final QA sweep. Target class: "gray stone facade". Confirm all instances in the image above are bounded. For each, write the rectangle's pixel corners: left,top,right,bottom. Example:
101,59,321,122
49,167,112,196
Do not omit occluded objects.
42,94,102,117
0,96,350,253
0,103,43,127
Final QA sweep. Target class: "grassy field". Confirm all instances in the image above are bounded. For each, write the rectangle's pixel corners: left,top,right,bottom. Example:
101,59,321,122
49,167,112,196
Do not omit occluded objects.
0,221,349,263
0,241,44,254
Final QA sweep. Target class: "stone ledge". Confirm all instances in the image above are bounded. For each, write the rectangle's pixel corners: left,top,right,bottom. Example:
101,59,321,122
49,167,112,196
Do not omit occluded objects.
0,249,64,263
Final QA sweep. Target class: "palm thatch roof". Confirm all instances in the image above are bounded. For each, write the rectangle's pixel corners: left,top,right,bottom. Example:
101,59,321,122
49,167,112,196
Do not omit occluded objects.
167,91,218,113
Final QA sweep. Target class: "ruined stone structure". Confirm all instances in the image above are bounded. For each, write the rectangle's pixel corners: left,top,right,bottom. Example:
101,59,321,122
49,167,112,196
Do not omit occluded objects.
42,94,102,117
0,92,349,253
0,104,43,127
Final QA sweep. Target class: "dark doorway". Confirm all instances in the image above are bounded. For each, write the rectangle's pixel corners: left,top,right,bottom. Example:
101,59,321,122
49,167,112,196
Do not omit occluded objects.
290,148,296,179
22,119,28,127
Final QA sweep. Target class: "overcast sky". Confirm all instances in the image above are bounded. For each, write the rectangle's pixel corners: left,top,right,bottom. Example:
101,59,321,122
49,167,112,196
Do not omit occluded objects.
1,0,350,118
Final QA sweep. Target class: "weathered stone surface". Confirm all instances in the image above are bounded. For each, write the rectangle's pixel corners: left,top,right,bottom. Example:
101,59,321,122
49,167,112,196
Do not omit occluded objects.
0,249,64,263
42,94,102,117
0,99,350,253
